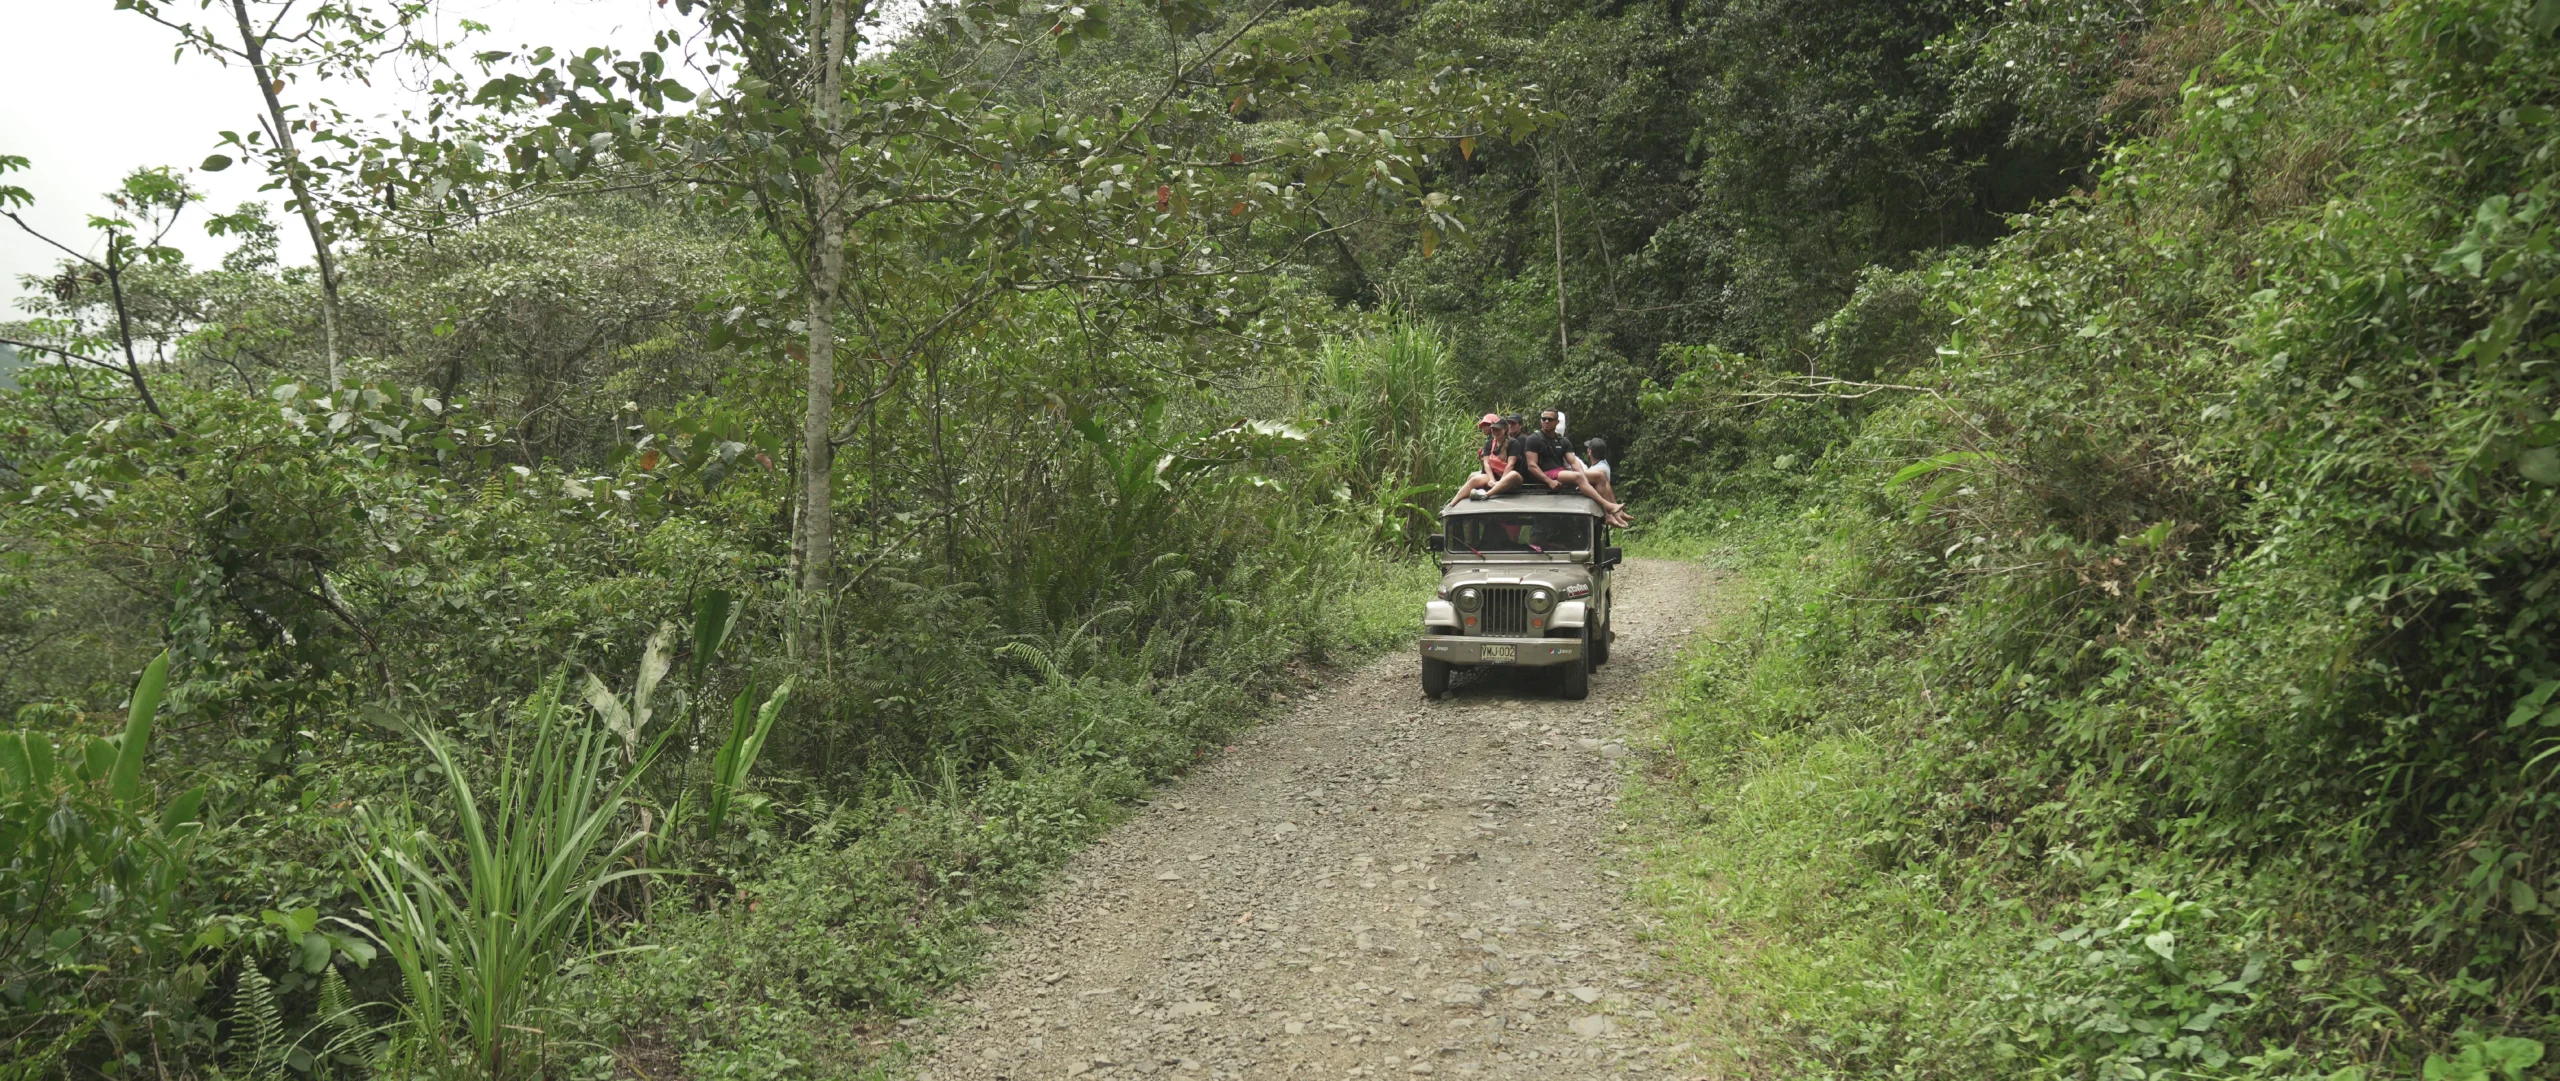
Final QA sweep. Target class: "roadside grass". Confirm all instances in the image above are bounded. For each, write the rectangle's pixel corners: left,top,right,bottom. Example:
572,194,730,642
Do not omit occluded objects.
1621,508,2016,1080
565,549,1438,1079
1620,494,1803,567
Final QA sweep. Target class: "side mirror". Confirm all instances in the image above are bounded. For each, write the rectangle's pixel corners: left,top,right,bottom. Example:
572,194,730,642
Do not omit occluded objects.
1598,545,1623,569
1426,534,1446,553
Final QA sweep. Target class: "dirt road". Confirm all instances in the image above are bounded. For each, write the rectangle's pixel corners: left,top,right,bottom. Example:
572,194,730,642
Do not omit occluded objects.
913,558,1716,1081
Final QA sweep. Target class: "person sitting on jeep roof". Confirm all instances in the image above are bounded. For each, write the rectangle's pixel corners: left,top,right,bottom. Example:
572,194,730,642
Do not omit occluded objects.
1475,413,1509,475
1445,413,1523,506
1502,410,1629,525
1578,437,1619,504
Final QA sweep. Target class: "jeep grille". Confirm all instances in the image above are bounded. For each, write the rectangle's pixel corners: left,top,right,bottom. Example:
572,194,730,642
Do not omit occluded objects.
1477,586,1532,636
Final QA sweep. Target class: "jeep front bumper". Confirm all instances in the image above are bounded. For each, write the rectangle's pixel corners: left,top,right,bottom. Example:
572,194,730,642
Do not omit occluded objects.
1419,634,1584,667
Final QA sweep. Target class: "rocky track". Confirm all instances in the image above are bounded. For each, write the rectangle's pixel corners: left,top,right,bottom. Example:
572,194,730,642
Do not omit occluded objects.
913,558,1718,1081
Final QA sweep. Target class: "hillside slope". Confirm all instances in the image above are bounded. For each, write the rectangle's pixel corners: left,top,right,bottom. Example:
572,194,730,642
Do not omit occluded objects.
1634,1,2560,1078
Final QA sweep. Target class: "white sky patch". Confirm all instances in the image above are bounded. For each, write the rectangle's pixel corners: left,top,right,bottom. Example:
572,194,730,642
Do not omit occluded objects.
0,0,699,308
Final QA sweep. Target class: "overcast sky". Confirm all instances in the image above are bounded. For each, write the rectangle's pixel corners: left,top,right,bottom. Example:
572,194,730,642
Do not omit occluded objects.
0,0,697,308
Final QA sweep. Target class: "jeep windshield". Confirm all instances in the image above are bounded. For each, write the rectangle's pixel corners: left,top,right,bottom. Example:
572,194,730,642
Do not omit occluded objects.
1445,513,1592,556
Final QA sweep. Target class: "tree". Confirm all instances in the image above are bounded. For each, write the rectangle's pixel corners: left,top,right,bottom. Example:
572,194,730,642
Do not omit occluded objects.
0,157,200,423
456,0,1546,596
117,0,445,389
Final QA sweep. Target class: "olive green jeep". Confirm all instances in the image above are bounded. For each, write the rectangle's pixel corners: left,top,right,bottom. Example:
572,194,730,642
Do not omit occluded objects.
1420,492,1621,700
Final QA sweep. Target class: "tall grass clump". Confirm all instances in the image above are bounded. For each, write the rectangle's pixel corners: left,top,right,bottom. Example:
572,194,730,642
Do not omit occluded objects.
354,684,662,1079
1311,322,1475,545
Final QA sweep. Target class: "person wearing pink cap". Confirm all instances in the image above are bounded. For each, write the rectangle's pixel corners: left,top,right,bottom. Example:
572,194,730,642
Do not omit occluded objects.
1445,413,1520,506
1473,413,1508,475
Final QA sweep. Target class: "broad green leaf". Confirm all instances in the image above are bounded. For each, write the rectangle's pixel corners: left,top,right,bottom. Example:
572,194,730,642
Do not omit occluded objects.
0,733,29,791
2507,681,2560,728
111,650,169,804
2142,930,2175,961
159,785,206,834
20,732,52,789
2518,447,2560,485
691,589,739,678
2484,1036,2543,1070
298,930,332,973
81,738,115,784
1885,450,1997,493
263,906,320,937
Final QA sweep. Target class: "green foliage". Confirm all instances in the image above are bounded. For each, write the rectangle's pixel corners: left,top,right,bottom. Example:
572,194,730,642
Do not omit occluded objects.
1368,0,2125,477
1639,1,2560,1077
0,0,2244,1077
0,178,1438,1079
1308,322,1473,545
705,679,794,840
0,652,211,1075
352,683,662,1079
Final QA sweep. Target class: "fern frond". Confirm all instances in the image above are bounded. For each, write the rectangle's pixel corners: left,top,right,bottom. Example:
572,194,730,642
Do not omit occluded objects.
229,962,287,1081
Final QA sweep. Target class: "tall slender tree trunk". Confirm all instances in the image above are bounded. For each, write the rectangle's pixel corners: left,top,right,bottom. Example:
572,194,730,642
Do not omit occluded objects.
1550,154,1569,358
793,0,851,597
230,0,344,389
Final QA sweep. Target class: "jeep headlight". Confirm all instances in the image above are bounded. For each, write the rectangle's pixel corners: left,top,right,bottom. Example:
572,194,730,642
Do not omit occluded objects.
1528,588,1554,613
1455,586,1480,611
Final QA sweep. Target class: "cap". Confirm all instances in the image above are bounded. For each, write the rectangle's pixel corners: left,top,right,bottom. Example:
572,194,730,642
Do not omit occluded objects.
1478,413,1501,426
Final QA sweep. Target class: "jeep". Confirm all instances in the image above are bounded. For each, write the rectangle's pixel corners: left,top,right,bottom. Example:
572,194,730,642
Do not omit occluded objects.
1419,492,1620,700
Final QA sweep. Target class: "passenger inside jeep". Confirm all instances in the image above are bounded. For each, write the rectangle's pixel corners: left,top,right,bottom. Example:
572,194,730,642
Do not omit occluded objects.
1446,512,1595,554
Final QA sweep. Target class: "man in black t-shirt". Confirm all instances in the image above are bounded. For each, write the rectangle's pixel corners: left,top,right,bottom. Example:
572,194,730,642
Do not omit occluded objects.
1491,409,1628,524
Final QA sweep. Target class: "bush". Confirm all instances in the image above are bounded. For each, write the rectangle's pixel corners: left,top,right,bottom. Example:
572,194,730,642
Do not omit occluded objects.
1639,2,2560,1076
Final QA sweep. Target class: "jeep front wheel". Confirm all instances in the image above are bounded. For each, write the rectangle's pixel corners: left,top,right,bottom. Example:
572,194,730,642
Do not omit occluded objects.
1422,657,1452,699
1557,628,1591,700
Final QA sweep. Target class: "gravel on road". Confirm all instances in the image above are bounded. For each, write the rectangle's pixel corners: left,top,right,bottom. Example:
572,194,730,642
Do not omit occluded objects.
912,558,1717,1081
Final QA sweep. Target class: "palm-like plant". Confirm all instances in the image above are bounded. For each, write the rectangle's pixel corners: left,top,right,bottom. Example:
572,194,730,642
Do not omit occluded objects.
352,683,661,1079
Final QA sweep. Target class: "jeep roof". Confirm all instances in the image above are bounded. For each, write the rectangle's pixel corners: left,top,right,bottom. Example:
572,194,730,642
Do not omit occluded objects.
1439,492,1609,519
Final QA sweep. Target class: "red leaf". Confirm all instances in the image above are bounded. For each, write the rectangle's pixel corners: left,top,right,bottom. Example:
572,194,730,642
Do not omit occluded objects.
1156,184,1171,210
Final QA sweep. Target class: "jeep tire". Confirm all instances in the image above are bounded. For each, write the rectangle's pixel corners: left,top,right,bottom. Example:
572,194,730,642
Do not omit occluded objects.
1558,628,1591,700
1422,657,1452,699
1590,611,1611,667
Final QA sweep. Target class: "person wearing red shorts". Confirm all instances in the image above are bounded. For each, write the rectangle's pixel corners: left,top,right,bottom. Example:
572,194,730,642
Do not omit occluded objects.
1489,409,1628,525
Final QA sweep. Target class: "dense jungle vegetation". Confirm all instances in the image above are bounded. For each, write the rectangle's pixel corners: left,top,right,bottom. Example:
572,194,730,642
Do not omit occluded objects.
3,0,2555,1076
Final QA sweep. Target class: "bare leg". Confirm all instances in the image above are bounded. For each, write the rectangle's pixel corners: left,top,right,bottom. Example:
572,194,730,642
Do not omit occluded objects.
1446,471,1494,507
1487,470,1527,496
1549,469,1623,514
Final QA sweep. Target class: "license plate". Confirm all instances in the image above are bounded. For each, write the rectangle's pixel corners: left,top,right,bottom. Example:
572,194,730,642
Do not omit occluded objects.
1479,644,1516,662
